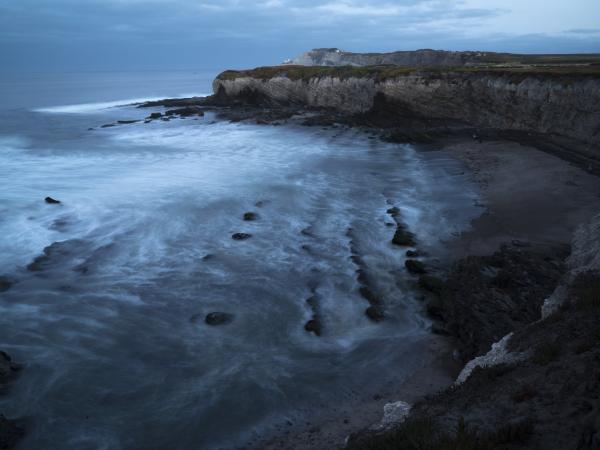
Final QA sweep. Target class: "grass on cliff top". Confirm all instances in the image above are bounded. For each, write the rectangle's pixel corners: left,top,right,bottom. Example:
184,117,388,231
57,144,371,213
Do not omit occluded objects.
217,63,600,82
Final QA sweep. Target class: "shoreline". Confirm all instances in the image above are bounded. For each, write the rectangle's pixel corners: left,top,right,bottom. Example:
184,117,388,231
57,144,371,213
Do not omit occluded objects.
2,89,599,448
103,96,600,447
243,127,600,448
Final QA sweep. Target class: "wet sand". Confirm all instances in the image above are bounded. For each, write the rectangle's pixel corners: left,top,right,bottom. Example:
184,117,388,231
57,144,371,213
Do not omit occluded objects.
445,138,600,257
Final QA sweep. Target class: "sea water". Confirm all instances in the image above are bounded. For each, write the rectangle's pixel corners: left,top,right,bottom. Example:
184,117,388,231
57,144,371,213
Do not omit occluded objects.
0,70,479,449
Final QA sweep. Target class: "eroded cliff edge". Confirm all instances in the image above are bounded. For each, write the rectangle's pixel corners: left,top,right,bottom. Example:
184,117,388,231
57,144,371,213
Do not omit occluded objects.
211,66,600,160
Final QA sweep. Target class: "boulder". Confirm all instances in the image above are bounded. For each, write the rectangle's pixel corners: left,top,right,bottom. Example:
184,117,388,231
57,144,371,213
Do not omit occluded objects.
365,305,385,322
386,207,400,217
243,212,258,221
44,197,61,204
205,312,234,326
232,233,252,240
304,319,322,336
392,226,416,246
148,112,162,120
27,240,82,272
0,351,21,387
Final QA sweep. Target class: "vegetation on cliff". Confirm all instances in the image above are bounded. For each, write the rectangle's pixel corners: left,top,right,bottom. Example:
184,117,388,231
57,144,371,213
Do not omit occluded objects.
216,63,600,83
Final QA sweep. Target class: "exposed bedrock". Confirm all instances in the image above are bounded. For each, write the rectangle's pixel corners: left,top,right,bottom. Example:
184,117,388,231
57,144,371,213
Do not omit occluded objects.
429,243,569,362
286,48,600,68
348,214,600,450
0,352,23,450
211,68,600,150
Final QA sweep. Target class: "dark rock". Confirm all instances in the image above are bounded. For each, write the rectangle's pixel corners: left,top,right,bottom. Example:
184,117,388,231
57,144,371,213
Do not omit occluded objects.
406,250,419,257
243,212,258,221
26,239,83,272
205,312,234,326
0,277,13,293
304,296,322,336
100,123,116,128
343,227,583,450
359,286,381,306
386,207,400,217
0,351,22,392
44,197,61,204
392,226,416,246
419,275,444,294
365,305,384,322
202,254,215,261
165,106,204,117
117,120,139,124
304,319,322,336
0,415,24,450
232,233,252,240
148,112,162,120
405,259,426,274
138,97,206,109
436,244,567,360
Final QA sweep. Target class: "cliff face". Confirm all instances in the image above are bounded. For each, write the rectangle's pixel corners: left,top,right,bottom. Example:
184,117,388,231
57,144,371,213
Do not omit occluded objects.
213,68,600,148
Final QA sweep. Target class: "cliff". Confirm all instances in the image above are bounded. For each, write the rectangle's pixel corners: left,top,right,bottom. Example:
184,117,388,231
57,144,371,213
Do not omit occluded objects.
286,48,600,68
347,214,600,450
212,66,600,151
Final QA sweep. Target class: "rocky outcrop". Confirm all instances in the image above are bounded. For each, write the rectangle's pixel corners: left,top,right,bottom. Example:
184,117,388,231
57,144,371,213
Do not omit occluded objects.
0,352,23,450
286,48,600,68
212,67,600,149
205,312,234,326
543,211,600,317
428,243,567,361
348,214,600,450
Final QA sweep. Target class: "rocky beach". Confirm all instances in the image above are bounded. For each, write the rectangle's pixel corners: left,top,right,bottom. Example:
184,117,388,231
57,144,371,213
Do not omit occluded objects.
1,50,600,449
133,52,600,449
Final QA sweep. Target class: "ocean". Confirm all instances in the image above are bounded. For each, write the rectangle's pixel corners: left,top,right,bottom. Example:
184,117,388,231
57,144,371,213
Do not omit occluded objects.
0,70,480,449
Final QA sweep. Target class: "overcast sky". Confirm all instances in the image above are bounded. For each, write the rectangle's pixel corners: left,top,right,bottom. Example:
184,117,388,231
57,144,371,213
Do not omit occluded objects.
1,0,599,72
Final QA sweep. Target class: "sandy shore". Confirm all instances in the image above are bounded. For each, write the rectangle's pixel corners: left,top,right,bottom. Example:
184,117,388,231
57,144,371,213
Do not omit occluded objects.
253,134,600,449
445,138,600,257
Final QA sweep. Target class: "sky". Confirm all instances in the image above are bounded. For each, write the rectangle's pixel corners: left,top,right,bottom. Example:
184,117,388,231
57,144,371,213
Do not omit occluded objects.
0,0,599,72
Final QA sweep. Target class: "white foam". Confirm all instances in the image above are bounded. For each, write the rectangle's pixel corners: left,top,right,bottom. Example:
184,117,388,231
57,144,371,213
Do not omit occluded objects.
33,93,209,114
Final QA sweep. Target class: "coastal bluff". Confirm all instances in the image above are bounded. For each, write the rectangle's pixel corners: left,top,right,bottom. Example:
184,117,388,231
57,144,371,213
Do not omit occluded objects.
285,48,600,68
211,66,600,151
